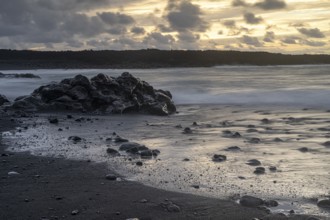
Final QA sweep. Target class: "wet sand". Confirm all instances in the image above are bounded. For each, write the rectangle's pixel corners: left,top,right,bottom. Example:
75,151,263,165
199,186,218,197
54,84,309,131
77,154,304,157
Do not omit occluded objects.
1,107,329,220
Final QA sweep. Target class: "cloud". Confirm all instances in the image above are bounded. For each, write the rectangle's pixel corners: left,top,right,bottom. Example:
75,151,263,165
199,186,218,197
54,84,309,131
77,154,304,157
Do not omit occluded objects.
232,0,248,7
281,36,300,44
98,12,134,25
302,40,326,47
131,27,146,35
223,20,236,28
241,35,263,47
244,12,263,24
264,31,275,42
297,28,325,38
254,0,287,10
165,0,209,32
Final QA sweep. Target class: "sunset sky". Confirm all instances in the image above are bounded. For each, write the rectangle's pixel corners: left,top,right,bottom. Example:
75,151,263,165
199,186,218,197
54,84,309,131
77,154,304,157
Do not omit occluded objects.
0,0,329,53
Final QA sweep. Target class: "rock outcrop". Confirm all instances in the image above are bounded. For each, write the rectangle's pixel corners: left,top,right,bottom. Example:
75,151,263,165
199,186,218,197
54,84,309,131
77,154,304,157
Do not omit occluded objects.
0,94,9,106
0,72,40,79
10,72,176,116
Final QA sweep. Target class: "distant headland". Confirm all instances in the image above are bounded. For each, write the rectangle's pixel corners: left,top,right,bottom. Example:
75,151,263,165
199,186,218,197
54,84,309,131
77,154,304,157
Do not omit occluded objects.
0,49,329,69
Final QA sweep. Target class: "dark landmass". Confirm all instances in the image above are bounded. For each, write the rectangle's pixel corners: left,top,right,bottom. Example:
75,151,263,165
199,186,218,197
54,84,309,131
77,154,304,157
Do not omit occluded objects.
0,114,326,220
0,49,330,69
0,72,40,78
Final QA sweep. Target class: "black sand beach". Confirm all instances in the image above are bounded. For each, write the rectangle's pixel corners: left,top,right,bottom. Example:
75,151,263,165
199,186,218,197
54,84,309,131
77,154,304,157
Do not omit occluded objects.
1,113,328,220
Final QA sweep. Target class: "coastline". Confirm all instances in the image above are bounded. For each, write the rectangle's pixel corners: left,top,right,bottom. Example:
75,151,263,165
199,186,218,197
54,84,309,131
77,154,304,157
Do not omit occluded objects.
0,113,328,220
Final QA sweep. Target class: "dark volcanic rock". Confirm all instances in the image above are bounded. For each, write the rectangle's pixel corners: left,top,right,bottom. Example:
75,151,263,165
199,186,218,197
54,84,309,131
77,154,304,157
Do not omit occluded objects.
0,94,9,106
0,72,40,79
322,141,330,148
68,136,83,143
212,154,227,162
240,196,264,207
298,147,309,152
9,73,176,116
317,199,330,209
254,167,266,174
225,146,241,151
119,142,148,154
106,148,120,156
246,159,261,166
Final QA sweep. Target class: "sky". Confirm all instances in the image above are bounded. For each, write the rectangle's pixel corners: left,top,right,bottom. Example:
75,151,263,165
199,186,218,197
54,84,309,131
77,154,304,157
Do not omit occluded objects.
0,0,329,54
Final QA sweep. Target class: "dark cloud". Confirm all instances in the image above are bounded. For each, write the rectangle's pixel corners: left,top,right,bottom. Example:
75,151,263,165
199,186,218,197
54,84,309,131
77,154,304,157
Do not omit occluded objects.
297,28,325,38
223,20,236,28
144,32,175,47
165,0,209,32
281,36,300,44
131,27,146,35
177,32,200,43
264,31,275,42
241,35,263,47
302,40,326,47
98,12,134,25
244,12,263,24
232,0,248,7
157,24,173,33
254,0,287,10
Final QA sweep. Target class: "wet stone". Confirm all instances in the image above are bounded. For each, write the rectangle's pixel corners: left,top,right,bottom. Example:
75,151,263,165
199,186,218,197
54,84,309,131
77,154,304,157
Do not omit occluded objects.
106,148,120,156
68,136,83,143
269,166,277,172
71,210,79,215
183,127,192,134
265,200,279,207
298,147,309,153
225,146,241,151
212,154,227,162
317,199,330,209
136,161,143,166
246,159,261,166
105,174,117,181
239,196,264,207
48,118,59,124
322,141,330,148
249,138,261,143
254,167,266,175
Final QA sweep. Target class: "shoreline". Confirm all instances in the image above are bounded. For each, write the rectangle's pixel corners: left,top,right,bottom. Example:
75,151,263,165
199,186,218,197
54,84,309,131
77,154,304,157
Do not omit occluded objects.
0,114,326,220
0,113,328,220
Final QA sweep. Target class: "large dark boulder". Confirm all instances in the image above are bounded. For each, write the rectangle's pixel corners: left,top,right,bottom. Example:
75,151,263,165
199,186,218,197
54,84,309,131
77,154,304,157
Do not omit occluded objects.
0,94,9,106
9,72,176,116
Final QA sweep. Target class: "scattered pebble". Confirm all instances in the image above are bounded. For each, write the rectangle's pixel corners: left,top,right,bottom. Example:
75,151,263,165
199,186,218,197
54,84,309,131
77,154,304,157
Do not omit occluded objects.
105,174,117,181
183,127,192,134
298,147,309,153
71,210,79,215
8,171,20,176
212,154,227,162
246,159,261,166
239,196,264,207
136,161,143,166
254,167,266,175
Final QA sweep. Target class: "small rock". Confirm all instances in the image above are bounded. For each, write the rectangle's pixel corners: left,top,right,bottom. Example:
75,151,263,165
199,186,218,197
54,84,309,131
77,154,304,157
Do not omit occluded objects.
183,158,190,161
183,127,192,134
264,200,279,207
231,132,241,138
114,136,129,143
68,136,83,143
140,199,148,203
67,115,73,119
298,147,309,152
191,185,200,189
225,146,241,151
192,122,198,126
140,150,153,158
269,166,277,172
8,171,20,175
151,149,160,156
166,203,181,212
48,118,58,124
106,148,120,156
246,159,261,166
247,128,258,133
105,174,117,181
249,138,261,143
273,138,283,142
289,209,295,214
254,167,266,175
240,196,264,207
322,141,330,148
261,118,271,124
136,161,143,166
212,154,227,162
317,199,330,209
71,210,79,215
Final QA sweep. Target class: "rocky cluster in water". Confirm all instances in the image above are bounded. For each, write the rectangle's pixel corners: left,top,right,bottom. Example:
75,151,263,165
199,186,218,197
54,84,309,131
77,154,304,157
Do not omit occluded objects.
6,72,176,116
